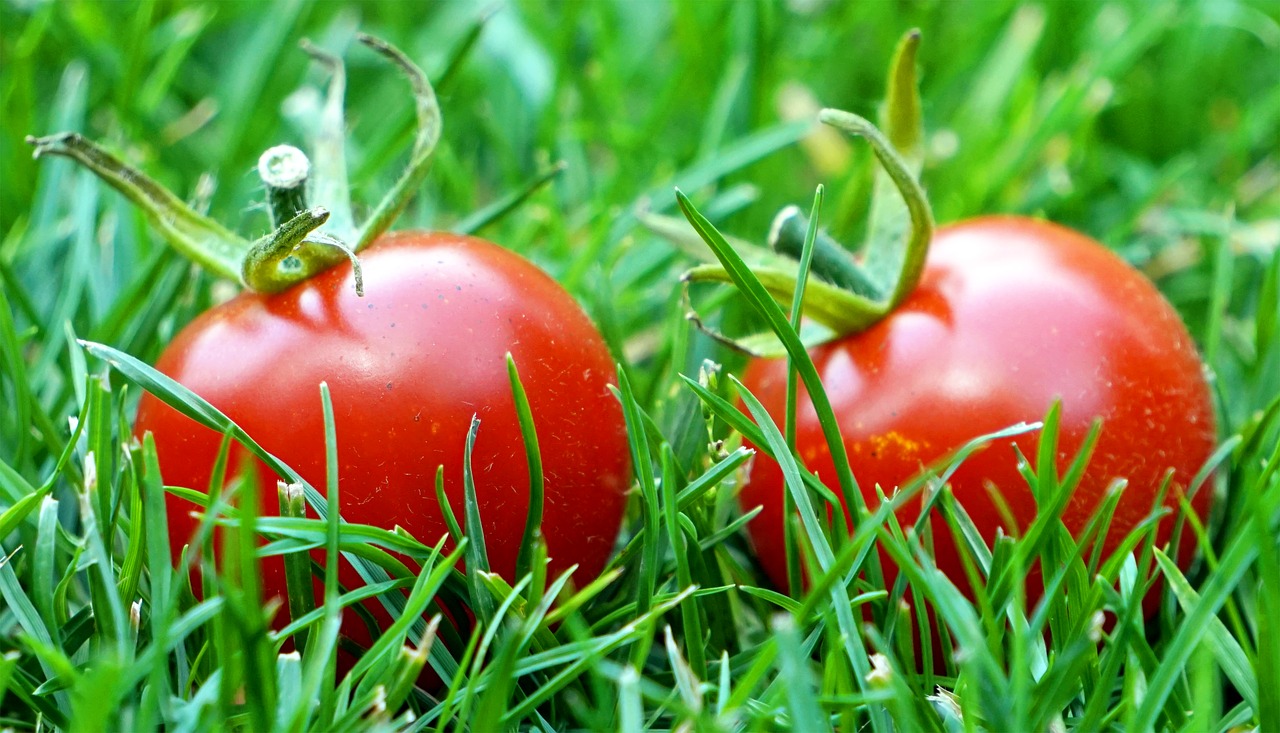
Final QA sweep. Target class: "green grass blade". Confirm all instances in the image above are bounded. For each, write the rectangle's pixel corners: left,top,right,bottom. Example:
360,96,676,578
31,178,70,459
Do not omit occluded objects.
460,414,495,630
507,354,546,581
615,368,661,628
1132,523,1261,730
774,614,828,732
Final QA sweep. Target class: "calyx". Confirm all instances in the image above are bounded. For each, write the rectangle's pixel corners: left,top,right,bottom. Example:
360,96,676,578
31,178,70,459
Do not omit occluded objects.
645,30,936,357
27,33,441,296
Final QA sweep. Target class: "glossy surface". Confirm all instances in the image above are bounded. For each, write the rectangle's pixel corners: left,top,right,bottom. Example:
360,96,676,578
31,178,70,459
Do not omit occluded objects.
137,232,630,611
741,217,1215,606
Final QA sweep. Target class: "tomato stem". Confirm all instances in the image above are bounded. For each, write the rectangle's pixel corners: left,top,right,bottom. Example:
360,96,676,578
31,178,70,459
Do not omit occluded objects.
258,144,311,228
670,30,934,354
243,144,365,296
241,206,365,296
27,33,437,296
771,29,930,314
813,108,934,310
768,205,881,299
881,29,924,162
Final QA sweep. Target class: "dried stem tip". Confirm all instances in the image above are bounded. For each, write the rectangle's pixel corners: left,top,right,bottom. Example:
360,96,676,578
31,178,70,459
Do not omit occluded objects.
258,144,311,227
258,144,310,188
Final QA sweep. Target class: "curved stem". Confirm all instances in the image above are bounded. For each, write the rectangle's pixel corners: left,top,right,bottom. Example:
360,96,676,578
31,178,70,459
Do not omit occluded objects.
355,33,442,251
817,109,934,309
241,207,364,296
678,109,933,345
768,205,882,299
26,133,249,282
669,30,932,350
862,29,925,295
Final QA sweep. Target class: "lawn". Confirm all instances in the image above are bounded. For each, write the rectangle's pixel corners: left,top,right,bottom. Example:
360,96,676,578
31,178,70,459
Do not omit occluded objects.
1,1,1278,731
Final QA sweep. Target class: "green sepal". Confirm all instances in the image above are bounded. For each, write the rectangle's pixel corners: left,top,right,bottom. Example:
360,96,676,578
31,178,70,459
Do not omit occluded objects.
672,30,934,355
240,207,365,295
28,34,441,296
25,133,250,283
353,33,442,252
684,263,884,337
862,28,926,295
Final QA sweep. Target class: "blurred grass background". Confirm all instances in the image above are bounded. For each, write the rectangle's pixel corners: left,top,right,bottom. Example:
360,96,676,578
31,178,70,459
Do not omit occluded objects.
5,0,1277,315
1,1,1279,729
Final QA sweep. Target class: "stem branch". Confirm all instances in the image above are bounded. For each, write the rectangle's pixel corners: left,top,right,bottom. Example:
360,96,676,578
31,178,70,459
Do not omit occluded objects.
769,205,882,299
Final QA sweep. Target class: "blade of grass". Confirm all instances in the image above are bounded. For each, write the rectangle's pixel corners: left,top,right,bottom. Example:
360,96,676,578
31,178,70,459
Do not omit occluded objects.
733,374,886,728
615,368,661,637
461,413,495,628
659,444,705,679
1131,521,1261,730
507,354,545,581
783,185,825,596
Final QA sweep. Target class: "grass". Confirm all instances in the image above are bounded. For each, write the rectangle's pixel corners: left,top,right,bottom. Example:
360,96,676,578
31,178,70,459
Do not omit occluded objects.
2,0,1279,730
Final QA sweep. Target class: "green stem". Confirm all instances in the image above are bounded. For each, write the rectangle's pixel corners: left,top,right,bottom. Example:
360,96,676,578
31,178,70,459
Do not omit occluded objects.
257,144,310,228
882,29,923,160
354,33,442,251
25,133,249,282
245,144,364,296
28,34,439,297
768,205,882,299
720,29,931,349
678,96,934,349
862,29,925,295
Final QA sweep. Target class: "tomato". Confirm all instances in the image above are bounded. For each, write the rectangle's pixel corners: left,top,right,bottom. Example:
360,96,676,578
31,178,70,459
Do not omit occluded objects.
739,216,1215,611
137,232,630,618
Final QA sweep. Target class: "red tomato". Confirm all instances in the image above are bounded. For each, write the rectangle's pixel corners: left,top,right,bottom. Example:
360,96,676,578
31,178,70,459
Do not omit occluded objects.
740,216,1215,611
137,232,630,620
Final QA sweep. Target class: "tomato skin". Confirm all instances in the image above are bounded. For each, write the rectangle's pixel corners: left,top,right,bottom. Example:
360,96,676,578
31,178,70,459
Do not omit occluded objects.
137,232,630,615
741,216,1215,609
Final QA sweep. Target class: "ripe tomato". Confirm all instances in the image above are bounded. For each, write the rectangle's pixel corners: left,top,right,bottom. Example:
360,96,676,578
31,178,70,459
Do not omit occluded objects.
740,216,1215,610
137,232,630,614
